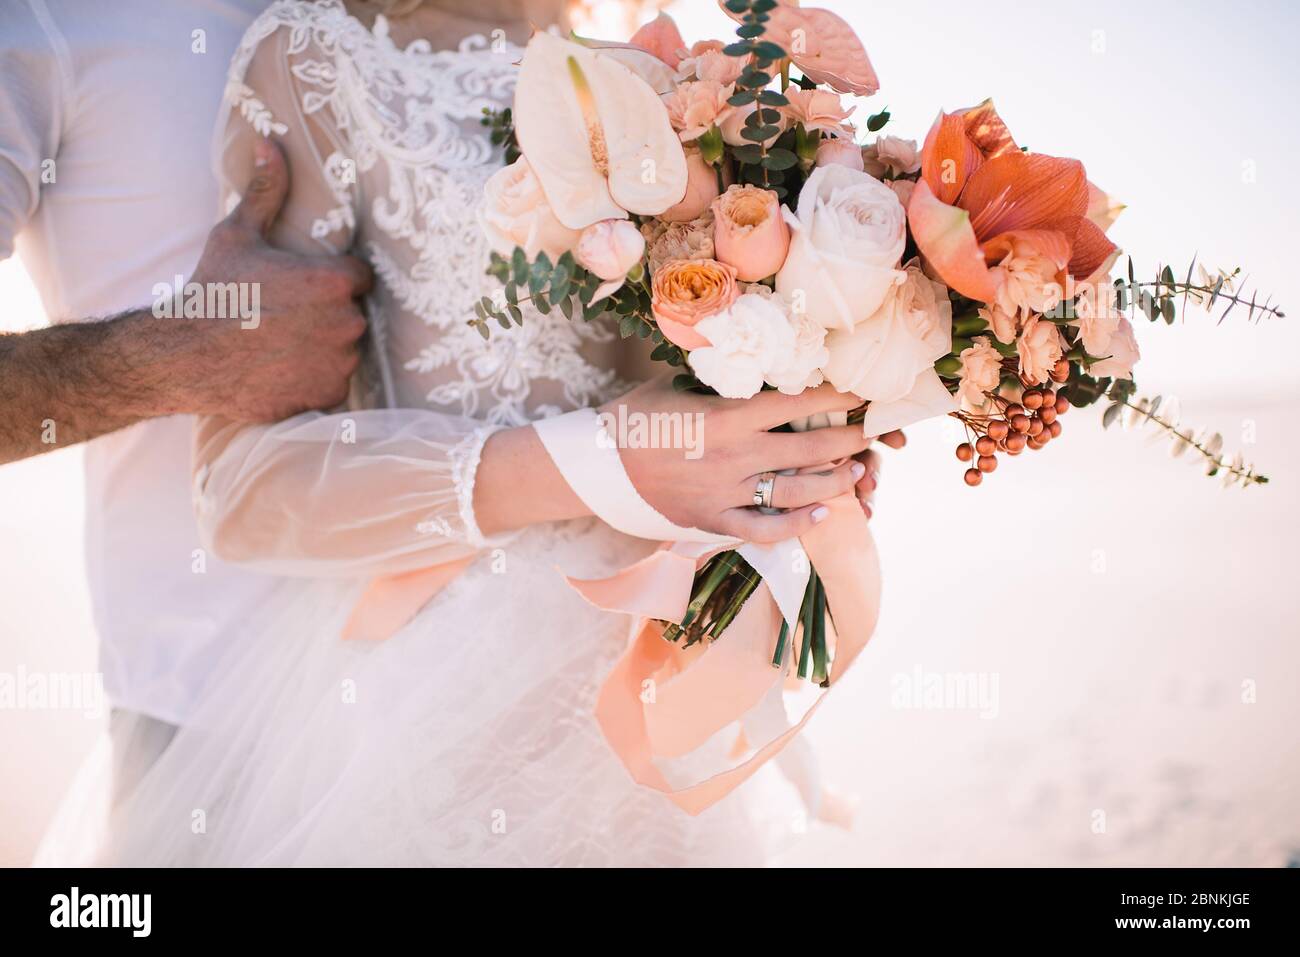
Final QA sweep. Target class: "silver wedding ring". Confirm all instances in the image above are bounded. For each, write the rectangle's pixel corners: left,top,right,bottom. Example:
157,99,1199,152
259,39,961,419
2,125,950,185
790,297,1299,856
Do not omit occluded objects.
753,472,776,510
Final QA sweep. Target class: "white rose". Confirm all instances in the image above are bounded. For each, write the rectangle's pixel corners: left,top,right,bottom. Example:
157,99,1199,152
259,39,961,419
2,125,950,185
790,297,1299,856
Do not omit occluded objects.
823,262,957,434
690,292,801,399
776,164,906,333
477,157,581,261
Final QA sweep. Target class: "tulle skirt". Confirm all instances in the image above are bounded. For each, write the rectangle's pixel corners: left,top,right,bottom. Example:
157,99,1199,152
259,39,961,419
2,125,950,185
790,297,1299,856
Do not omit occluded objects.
64,520,781,866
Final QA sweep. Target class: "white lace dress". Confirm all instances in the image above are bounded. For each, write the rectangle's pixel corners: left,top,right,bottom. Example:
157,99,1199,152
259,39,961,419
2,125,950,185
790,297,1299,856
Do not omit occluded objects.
100,0,773,866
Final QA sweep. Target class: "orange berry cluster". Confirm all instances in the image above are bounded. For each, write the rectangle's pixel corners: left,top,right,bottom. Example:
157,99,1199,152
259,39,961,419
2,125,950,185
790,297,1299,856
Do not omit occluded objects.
956,381,1070,486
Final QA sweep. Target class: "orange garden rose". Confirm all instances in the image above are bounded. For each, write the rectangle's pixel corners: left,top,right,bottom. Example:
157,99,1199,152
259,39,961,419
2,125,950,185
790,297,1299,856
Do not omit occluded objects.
651,258,739,349
711,185,790,282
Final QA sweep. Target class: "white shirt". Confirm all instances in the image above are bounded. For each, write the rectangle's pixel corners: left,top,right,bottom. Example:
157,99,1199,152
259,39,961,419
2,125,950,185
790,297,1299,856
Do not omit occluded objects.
0,0,273,724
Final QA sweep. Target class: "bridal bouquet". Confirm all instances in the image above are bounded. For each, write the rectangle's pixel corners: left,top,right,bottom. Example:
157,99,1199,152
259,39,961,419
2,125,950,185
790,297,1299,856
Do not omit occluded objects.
468,2,1281,809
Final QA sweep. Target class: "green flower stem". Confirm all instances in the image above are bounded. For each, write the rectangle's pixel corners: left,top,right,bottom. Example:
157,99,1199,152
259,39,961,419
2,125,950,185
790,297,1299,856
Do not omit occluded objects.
675,551,739,639
796,574,816,680
810,572,829,686
771,619,790,669
707,565,761,640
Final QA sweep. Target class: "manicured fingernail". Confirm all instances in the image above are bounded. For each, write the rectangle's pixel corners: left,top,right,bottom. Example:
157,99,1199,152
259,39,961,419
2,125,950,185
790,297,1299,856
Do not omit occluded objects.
863,503,873,520
812,505,829,523
254,138,270,168
850,461,866,480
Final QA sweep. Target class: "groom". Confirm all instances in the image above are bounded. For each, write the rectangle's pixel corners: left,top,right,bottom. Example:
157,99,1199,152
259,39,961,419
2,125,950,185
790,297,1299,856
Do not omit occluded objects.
0,0,366,830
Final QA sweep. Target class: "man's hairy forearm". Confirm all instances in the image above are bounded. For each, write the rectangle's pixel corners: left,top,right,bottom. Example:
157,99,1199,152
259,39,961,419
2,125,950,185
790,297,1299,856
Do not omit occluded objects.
0,312,209,464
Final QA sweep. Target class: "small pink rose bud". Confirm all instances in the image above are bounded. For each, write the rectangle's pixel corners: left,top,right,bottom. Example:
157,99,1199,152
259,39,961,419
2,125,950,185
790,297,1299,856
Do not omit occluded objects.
814,138,865,172
575,219,646,281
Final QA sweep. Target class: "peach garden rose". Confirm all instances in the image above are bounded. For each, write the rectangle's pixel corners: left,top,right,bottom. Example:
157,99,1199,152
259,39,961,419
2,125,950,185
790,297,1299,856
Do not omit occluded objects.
711,185,790,282
650,258,739,349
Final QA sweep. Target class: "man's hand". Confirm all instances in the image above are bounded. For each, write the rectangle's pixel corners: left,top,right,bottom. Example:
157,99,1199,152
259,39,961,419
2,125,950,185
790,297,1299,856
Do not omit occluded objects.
0,139,373,464
185,138,371,421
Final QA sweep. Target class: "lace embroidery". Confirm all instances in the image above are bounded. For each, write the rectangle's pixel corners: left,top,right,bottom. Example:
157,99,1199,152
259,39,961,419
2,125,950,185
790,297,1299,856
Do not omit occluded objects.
224,0,626,426
448,426,502,549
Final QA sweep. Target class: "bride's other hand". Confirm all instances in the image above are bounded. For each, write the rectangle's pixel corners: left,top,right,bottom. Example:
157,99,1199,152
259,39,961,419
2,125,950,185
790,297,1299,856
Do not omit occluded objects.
854,429,906,520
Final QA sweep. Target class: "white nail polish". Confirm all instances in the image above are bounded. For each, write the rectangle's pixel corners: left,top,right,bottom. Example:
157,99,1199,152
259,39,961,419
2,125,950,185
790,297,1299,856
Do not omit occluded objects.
850,461,866,480
812,505,829,523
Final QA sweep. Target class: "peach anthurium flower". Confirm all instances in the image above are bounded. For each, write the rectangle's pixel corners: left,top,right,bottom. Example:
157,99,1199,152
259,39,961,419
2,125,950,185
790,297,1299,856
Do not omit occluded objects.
514,31,688,229
906,100,1117,307
628,13,686,69
718,0,879,96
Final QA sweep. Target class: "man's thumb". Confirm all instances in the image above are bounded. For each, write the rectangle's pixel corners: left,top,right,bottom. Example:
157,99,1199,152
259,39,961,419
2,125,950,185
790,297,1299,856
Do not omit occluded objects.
231,137,289,236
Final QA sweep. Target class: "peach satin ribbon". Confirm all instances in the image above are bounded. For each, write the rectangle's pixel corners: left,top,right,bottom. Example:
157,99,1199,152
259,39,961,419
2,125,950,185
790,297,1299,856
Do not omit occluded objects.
341,558,474,642
573,492,881,815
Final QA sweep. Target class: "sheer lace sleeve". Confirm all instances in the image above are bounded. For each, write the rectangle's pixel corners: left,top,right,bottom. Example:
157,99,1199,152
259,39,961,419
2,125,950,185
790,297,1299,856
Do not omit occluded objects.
192,9,513,578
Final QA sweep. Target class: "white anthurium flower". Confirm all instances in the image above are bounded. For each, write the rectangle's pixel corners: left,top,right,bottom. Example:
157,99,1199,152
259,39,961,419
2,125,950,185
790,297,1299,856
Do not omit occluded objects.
514,31,688,230
567,34,680,95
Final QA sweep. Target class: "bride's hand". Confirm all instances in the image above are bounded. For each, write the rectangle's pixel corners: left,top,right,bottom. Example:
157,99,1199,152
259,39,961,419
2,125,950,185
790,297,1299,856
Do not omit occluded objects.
601,376,873,543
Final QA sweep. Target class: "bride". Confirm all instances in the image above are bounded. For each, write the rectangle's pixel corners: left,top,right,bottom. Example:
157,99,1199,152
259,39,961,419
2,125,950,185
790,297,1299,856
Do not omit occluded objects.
92,0,884,865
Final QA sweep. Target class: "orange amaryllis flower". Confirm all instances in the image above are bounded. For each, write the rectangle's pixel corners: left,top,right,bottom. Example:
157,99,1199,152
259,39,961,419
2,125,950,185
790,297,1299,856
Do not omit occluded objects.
718,0,878,96
907,100,1116,307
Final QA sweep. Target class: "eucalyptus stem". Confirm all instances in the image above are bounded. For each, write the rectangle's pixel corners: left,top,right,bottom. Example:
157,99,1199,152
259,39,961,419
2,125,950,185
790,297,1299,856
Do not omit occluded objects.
1107,391,1268,485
